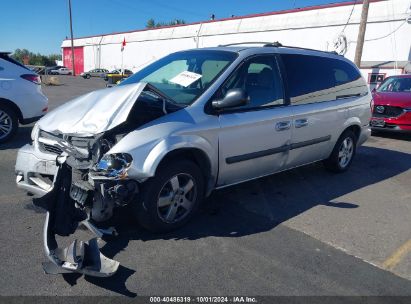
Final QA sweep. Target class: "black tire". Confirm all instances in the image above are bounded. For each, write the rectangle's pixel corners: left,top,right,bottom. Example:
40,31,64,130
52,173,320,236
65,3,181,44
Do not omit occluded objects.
0,105,18,143
323,130,357,173
371,129,379,136
86,74,91,79
134,160,205,233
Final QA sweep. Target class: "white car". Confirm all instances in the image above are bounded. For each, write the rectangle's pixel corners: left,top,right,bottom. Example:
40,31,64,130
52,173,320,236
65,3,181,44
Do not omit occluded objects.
0,52,48,143
50,67,72,75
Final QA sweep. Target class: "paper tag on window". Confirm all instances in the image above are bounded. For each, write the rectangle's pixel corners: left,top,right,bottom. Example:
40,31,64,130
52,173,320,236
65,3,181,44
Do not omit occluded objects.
170,71,202,87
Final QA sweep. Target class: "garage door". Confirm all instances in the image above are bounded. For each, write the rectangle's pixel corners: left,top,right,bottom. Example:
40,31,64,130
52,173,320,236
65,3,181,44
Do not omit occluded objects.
63,47,84,75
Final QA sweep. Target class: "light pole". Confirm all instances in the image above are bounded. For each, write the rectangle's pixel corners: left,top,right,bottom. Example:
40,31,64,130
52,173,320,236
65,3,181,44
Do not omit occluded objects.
354,0,370,67
68,0,76,76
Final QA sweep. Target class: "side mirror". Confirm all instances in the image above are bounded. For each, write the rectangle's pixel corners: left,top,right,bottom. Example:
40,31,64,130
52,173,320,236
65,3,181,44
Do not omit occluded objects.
212,88,249,110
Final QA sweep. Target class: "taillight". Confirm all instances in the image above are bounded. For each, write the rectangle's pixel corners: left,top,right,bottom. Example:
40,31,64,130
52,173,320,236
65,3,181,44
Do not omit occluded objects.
21,74,41,85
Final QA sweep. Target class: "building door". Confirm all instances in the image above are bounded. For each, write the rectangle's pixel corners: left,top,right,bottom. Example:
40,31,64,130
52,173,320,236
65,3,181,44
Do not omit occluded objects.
63,47,84,74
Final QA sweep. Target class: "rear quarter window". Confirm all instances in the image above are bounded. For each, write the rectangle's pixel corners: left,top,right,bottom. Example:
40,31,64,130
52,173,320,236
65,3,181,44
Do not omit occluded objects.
280,54,367,105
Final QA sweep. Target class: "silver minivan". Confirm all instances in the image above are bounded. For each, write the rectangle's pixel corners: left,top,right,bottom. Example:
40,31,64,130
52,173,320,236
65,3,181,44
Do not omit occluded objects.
15,43,371,276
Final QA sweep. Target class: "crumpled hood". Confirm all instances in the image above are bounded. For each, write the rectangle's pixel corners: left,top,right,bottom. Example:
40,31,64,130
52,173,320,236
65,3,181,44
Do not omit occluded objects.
38,82,146,136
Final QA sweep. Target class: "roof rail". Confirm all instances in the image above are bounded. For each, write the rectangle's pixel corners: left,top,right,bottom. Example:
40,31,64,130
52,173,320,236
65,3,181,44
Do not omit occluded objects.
218,42,340,55
278,44,339,55
219,42,282,47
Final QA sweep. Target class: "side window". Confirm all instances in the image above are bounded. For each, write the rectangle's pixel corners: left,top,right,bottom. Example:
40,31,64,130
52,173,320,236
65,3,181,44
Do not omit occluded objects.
220,55,284,109
281,54,367,105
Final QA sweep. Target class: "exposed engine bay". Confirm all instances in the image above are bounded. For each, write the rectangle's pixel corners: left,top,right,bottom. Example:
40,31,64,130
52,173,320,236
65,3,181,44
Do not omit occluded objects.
33,83,183,277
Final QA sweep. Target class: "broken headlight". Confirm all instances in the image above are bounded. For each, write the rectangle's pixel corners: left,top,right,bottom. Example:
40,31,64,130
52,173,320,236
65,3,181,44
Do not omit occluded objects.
95,153,133,178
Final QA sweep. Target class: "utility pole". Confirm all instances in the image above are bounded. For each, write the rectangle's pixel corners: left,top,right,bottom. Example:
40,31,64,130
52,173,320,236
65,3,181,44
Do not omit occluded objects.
354,0,370,67
68,0,76,76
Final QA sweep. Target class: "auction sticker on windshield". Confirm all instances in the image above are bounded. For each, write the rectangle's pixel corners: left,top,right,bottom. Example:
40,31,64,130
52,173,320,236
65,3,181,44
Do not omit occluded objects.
170,71,202,87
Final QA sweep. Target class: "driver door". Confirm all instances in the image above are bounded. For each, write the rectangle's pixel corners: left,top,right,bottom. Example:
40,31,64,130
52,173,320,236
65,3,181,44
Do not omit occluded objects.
216,55,292,187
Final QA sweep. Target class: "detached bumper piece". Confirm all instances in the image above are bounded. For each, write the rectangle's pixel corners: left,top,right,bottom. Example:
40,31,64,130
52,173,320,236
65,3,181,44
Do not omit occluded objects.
34,160,119,277
41,236,119,277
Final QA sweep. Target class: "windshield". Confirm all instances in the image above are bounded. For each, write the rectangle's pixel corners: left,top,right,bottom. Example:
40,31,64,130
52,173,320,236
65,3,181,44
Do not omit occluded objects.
120,50,238,105
377,77,411,93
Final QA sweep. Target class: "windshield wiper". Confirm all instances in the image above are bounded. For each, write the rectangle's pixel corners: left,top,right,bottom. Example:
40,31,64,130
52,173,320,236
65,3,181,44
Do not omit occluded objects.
142,82,185,114
146,82,180,104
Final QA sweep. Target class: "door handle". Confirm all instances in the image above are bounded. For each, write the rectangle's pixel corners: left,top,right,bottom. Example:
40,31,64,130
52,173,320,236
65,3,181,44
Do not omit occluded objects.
275,121,291,131
294,118,308,128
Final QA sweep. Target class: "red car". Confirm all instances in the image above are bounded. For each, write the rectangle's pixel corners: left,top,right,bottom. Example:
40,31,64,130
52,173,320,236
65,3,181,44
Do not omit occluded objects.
370,74,411,132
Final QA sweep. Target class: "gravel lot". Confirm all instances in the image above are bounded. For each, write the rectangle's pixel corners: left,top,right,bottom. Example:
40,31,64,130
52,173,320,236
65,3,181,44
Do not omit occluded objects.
0,75,410,296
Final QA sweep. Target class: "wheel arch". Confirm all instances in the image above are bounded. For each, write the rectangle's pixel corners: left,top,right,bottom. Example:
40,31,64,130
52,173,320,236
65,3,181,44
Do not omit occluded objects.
140,137,218,196
158,148,212,192
341,121,361,142
0,97,23,122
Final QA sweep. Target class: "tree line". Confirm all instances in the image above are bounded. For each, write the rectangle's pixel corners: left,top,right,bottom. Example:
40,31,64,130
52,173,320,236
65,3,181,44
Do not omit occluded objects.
146,18,186,28
11,49,62,67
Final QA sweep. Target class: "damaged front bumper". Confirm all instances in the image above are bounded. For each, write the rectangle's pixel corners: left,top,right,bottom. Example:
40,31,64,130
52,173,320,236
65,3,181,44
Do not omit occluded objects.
15,144,57,197
33,158,135,277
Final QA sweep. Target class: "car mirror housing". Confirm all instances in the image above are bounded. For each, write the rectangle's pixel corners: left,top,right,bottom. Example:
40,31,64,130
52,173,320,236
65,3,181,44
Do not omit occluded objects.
212,88,249,110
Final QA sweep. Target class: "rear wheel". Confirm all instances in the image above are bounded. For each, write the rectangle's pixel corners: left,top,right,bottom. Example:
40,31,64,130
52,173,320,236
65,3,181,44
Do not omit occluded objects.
323,130,356,173
0,105,18,143
134,160,204,233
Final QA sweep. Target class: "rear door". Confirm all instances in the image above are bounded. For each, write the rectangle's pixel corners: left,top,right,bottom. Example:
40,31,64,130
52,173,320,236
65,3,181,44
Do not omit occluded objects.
216,54,292,187
280,53,368,168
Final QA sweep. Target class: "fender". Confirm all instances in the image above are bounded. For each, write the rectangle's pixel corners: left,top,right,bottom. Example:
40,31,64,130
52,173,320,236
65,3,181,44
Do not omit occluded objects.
110,131,218,192
144,135,218,193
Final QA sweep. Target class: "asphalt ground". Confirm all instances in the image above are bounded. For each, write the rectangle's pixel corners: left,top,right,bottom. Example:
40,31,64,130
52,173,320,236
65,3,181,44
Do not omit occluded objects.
0,75,410,296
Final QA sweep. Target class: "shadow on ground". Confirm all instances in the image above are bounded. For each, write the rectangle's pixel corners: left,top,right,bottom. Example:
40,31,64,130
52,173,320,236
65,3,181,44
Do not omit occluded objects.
59,145,411,296
0,125,32,150
372,131,411,142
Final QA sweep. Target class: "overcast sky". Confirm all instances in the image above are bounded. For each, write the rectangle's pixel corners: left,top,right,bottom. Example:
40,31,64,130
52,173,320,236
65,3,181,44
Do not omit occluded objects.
0,0,352,55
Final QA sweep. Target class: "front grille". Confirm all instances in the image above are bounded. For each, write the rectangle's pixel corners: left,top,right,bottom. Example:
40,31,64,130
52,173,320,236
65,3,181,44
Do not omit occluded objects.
373,106,404,118
39,142,63,155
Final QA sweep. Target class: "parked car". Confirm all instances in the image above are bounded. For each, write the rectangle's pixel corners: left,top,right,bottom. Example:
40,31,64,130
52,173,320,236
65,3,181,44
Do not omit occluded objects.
81,68,109,79
103,69,133,80
370,74,411,133
44,66,66,75
50,67,72,75
15,44,371,276
0,52,48,143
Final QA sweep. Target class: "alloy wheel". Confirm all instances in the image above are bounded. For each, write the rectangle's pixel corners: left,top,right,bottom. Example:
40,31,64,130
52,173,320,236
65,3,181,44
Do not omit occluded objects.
0,110,13,140
338,137,354,168
157,173,197,224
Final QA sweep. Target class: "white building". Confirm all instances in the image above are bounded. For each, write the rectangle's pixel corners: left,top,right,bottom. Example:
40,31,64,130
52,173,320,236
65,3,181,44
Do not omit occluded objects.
61,0,411,87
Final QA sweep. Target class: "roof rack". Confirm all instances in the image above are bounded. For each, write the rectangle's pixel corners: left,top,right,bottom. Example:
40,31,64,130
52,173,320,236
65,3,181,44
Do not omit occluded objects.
278,44,339,55
219,42,283,47
219,41,340,55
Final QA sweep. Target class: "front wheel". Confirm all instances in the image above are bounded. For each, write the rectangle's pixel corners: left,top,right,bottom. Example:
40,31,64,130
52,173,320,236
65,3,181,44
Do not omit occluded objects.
134,160,205,233
323,130,357,173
